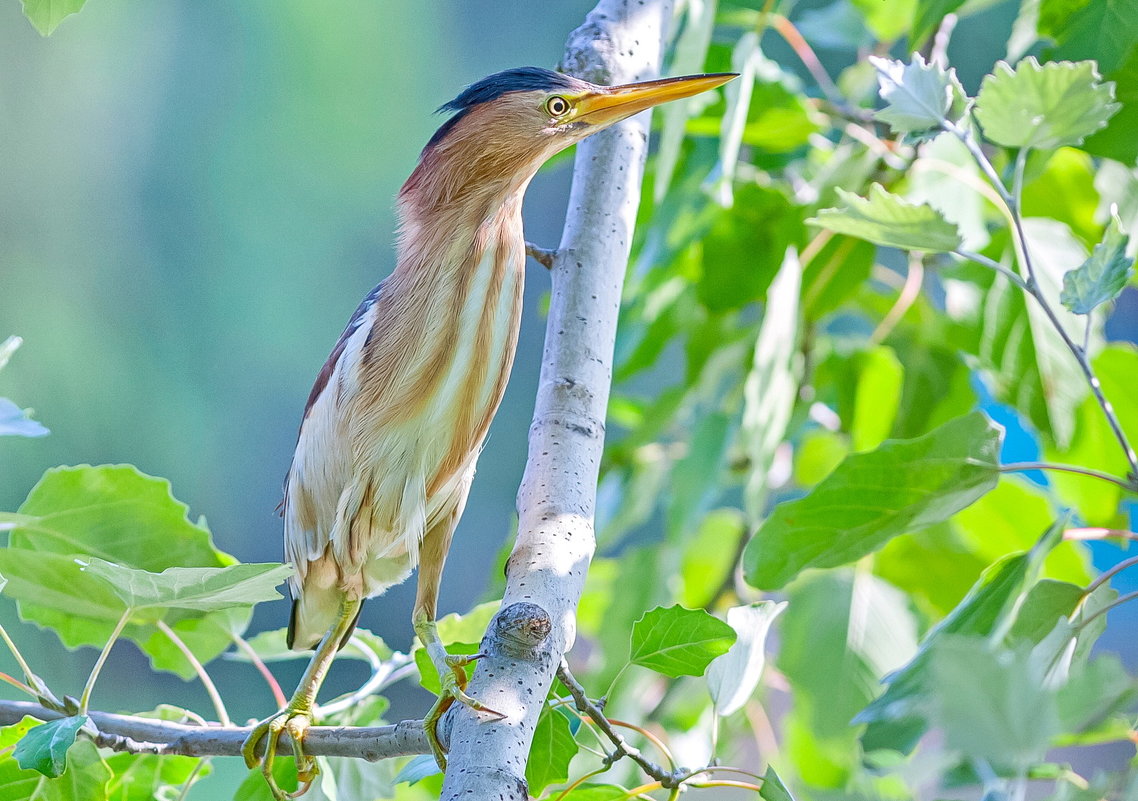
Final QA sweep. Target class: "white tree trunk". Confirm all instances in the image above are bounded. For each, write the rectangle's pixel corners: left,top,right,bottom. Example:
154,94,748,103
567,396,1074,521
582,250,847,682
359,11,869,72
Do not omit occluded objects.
439,1,675,798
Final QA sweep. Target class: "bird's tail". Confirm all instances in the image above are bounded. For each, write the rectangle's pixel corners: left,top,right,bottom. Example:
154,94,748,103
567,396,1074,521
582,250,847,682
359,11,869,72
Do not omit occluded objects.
286,585,364,651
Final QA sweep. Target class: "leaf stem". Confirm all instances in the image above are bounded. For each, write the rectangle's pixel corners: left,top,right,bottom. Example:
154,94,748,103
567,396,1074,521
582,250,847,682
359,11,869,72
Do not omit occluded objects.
998,462,1137,493
230,632,287,708
175,756,210,801
1077,590,1138,629
0,672,35,697
1086,554,1138,595
156,620,231,726
0,624,38,689
79,609,132,715
953,250,1030,291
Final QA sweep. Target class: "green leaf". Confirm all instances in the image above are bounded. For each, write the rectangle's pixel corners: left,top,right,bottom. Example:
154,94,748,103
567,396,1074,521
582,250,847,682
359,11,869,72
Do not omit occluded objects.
780,571,918,767
911,0,968,46
870,54,966,133
104,751,207,801
850,346,904,452
526,706,579,796
667,413,731,541
679,510,746,608
851,0,917,40
760,765,797,801
928,636,1060,765
1,466,248,676
1084,48,1138,162
744,412,1001,590
1055,654,1137,734
0,739,111,801
8,465,234,570
801,235,875,320
630,605,737,677
235,757,298,801
13,716,88,778
0,718,40,750
1060,216,1134,313
0,513,35,532
809,184,963,252
707,602,787,716
19,0,88,35
858,520,1065,751
743,251,801,521
79,557,290,613
1039,0,1138,74
1007,579,1086,644
697,184,803,312
974,58,1120,149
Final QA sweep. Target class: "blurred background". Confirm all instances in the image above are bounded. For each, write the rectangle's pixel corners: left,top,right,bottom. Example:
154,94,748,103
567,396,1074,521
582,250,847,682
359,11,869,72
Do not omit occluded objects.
0,0,598,783
2,0,1136,795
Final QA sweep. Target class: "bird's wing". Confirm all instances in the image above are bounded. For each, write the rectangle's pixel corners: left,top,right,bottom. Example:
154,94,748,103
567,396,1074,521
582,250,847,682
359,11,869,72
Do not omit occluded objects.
283,281,385,590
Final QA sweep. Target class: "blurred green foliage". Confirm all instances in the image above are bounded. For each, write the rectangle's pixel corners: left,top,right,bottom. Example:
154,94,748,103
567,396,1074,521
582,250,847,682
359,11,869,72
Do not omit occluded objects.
3,0,1138,799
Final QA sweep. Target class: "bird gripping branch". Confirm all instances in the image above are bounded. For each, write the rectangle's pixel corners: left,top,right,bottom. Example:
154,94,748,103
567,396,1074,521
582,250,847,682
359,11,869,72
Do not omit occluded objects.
241,65,735,800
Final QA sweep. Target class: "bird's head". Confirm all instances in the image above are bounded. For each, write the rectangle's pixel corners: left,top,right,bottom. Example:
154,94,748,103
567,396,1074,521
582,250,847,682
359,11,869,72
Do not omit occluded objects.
408,67,735,204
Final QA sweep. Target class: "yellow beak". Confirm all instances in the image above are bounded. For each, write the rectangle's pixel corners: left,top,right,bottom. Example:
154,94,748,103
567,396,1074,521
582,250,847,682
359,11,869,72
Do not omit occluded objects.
575,73,737,126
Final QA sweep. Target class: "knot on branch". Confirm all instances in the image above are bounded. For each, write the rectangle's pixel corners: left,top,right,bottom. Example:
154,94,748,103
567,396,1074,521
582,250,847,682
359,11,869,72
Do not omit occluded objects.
490,602,552,655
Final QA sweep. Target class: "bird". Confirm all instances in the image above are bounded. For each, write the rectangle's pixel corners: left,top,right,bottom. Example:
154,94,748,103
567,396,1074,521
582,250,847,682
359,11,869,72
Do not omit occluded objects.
241,65,736,798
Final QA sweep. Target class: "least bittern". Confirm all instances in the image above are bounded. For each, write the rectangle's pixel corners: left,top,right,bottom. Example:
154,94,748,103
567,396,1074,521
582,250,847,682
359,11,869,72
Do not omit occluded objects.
242,66,735,798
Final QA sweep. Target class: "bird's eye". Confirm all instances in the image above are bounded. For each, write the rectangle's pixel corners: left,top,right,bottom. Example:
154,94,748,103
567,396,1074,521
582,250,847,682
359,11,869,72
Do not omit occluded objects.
545,96,571,118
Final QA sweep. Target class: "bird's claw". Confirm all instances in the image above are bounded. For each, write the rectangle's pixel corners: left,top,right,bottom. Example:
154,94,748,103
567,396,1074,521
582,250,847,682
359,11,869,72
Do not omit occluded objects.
424,652,505,771
242,706,317,800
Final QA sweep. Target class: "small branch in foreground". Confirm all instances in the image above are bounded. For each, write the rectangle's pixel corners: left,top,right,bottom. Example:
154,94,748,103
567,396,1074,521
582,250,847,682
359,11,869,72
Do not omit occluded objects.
157,620,231,727
0,699,430,760
525,241,557,270
557,660,683,788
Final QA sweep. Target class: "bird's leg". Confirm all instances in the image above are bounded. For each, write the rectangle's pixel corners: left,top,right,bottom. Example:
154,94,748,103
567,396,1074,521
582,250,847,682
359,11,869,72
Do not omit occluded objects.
242,594,361,800
413,517,503,771
413,610,502,771
525,240,556,270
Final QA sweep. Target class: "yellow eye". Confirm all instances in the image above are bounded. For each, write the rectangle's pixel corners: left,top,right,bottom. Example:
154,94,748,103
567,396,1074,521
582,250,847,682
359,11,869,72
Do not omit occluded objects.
546,95,571,117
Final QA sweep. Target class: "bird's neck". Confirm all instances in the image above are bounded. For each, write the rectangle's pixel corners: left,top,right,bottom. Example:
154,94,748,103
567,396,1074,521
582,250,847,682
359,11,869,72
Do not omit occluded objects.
392,140,543,280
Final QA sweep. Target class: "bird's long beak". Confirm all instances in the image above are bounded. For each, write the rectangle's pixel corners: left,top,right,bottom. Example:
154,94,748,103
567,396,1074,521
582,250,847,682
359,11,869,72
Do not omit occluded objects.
575,72,737,126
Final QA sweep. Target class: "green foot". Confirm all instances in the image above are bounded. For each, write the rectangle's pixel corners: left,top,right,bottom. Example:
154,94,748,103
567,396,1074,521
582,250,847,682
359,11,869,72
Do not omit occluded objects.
423,653,503,771
242,705,317,799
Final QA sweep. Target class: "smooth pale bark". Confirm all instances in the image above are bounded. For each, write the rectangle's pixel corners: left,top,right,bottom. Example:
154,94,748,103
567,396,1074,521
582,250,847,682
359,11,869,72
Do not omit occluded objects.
438,1,674,798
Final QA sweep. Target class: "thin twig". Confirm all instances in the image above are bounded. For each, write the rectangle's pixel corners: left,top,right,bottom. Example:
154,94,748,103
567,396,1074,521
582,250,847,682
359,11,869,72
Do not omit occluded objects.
558,660,685,788
952,250,1030,291
1086,555,1138,595
999,462,1137,493
768,15,842,109
943,119,1138,479
1064,528,1138,542
230,633,287,709
175,756,210,801
525,241,556,270
1078,590,1138,628
79,609,131,715
156,621,231,727
870,254,924,344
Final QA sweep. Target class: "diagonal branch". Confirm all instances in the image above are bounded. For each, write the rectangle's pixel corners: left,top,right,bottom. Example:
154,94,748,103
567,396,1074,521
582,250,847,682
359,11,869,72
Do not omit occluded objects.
438,2,674,798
